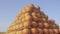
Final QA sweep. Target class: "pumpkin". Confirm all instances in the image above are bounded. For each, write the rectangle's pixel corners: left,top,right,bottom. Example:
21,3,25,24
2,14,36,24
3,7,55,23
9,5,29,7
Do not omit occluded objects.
49,24,53,29
53,29,59,34
19,23,23,30
42,18,47,21
23,28,31,34
43,22,49,28
22,18,25,23
15,24,19,30
43,29,49,34
36,13,41,18
6,4,60,34
38,28,43,34
24,21,31,28
25,4,34,13
31,28,38,34
17,31,23,34
32,12,37,17
47,19,55,24
25,15,32,21
53,24,59,29
21,14,24,19
32,12,39,21
18,11,22,16
40,11,45,15
49,29,54,34
13,26,16,31
38,23,43,28
22,8,26,14
32,21,38,27
44,16,48,20
35,6,40,11
32,12,41,18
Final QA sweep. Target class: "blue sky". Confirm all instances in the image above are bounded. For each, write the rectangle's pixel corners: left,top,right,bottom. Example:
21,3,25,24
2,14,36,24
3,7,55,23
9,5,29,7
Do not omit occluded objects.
0,0,60,32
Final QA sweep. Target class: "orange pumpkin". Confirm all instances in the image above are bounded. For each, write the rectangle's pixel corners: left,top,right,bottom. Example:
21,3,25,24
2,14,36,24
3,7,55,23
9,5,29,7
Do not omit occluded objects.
40,11,45,15
53,29,59,34
15,24,19,30
32,21,38,27
32,12,39,21
43,22,49,28
23,28,31,34
18,11,22,16
38,23,43,28
17,30,23,34
22,18,25,23
35,6,40,11
49,29,54,34
44,16,48,20
38,28,43,34
22,8,26,14
49,24,53,29
53,24,59,29
32,12,41,18
47,19,55,24
13,26,16,31
24,21,31,28
59,29,60,34
31,28,38,34
19,23,23,30
25,4,34,13
21,14,25,19
36,13,41,18
42,18,47,21
32,12,37,17
43,29,49,34
25,15,32,21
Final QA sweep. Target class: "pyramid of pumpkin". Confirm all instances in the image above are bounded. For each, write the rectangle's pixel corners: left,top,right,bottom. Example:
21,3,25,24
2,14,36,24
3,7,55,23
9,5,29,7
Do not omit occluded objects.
6,4,60,34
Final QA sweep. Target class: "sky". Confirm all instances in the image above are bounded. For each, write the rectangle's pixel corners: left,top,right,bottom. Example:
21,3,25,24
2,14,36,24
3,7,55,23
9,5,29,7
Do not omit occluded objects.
0,0,60,32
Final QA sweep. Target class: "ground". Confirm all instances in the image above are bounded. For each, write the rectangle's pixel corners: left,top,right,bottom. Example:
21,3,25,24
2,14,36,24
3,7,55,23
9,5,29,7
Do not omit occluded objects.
0,32,5,34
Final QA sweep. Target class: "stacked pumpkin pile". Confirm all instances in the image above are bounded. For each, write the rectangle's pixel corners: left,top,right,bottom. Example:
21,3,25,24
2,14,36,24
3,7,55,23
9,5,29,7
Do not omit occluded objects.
6,4,60,34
